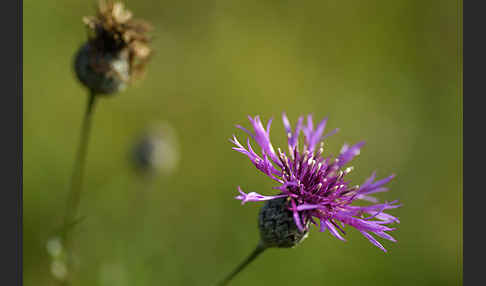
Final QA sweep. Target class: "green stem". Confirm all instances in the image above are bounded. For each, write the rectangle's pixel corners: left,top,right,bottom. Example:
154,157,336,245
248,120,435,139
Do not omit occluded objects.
58,90,97,284
63,90,97,237
216,242,267,286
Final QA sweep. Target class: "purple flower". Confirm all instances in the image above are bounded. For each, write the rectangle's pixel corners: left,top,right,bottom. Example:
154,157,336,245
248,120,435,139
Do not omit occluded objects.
230,114,400,252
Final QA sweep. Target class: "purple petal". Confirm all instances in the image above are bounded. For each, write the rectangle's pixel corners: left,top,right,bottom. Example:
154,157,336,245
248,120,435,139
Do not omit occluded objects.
360,231,387,252
363,204,389,221
307,117,328,151
372,212,401,224
302,115,314,146
319,219,328,232
334,213,394,233
235,125,254,140
360,171,377,190
282,113,292,134
356,194,379,203
337,141,365,166
290,199,305,232
235,187,287,204
369,174,396,190
358,173,396,195
266,117,273,135
351,201,401,213
324,220,346,241
321,128,339,141
231,135,283,181
374,231,397,242
296,204,322,211
247,116,280,165
282,113,303,149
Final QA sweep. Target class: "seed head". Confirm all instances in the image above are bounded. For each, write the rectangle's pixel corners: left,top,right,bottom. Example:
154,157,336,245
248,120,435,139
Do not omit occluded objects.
74,0,152,94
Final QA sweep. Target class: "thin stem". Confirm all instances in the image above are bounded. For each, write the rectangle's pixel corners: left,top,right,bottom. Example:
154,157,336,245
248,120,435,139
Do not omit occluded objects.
216,242,267,286
62,90,97,238
57,90,97,285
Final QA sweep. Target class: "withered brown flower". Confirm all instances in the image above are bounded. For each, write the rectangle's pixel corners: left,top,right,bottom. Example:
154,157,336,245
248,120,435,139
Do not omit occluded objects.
74,0,152,95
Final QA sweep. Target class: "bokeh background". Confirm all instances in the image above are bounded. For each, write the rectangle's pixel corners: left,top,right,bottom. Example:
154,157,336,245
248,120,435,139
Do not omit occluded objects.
24,0,462,285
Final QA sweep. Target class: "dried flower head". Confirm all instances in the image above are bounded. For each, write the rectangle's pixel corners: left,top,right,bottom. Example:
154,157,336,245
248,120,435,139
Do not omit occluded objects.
74,0,152,94
231,114,400,252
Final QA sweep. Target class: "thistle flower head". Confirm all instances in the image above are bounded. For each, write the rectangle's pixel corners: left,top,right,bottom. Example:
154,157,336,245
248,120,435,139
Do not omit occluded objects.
74,0,152,94
231,114,400,252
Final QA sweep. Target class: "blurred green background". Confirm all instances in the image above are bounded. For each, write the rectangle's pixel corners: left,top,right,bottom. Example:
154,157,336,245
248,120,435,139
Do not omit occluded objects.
24,0,462,285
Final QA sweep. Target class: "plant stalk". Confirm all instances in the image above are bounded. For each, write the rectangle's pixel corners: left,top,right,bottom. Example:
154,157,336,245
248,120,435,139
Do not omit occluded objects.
216,242,267,286
58,90,97,285
63,90,97,238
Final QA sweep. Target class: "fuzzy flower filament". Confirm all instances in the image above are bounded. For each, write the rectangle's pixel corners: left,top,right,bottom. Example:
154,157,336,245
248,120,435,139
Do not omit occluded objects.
231,114,400,252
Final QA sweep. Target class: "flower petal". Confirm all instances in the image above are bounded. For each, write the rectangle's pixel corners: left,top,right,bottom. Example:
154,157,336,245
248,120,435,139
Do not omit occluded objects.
290,199,305,232
235,186,287,204
337,141,365,166
282,113,303,149
360,230,387,252
324,220,346,241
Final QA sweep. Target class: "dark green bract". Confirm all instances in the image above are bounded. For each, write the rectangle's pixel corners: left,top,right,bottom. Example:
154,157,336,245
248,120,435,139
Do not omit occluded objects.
258,197,309,248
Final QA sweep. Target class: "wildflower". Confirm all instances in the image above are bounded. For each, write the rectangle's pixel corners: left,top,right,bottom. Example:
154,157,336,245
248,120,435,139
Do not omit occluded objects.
231,114,400,252
74,0,152,94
